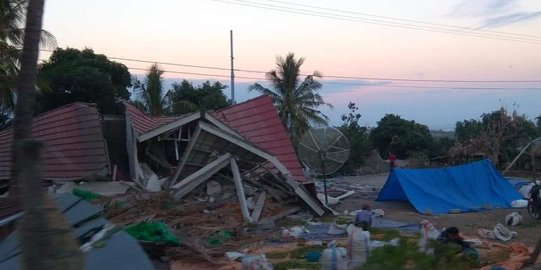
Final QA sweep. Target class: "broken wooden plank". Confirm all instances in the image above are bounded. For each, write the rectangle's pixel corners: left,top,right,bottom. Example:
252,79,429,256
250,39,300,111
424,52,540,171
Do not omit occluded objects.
250,192,266,222
172,153,231,198
170,125,202,186
258,206,300,225
231,158,253,223
284,176,326,216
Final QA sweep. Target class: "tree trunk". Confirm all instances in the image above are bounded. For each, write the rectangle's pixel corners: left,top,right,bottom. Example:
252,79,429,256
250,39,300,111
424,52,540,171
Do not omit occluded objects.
12,0,84,269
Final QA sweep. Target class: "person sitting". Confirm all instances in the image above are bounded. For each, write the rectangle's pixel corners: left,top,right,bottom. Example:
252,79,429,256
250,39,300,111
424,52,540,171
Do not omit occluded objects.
436,227,470,251
354,204,372,231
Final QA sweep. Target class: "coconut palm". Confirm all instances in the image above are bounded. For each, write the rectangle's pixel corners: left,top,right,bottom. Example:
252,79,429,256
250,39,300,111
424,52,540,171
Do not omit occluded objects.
12,0,83,268
249,53,332,140
135,64,166,116
0,0,56,110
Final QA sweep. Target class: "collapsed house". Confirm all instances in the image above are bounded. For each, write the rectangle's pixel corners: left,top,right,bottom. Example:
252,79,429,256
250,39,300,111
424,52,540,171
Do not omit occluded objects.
122,95,325,219
0,96,325,224
0,102,111,192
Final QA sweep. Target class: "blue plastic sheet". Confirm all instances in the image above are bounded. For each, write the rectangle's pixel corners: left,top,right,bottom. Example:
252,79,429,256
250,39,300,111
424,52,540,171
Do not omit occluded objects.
376,159,522,215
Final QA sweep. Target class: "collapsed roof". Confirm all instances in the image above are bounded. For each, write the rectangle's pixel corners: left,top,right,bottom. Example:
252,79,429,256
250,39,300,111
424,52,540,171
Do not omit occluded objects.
0,102,109,185
124,96,324,216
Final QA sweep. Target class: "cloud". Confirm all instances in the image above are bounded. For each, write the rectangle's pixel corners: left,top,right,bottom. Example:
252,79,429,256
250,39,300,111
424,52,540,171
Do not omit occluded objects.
479,11,541,28
451,0,517,16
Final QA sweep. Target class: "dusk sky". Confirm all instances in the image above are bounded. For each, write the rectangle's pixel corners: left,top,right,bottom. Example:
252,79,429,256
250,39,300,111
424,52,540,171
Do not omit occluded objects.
40,0,541,130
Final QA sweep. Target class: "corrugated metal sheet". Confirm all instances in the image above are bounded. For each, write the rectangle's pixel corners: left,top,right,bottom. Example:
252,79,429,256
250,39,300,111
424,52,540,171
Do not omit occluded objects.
213,96,306,182
0,102,109,180
0,193,155,270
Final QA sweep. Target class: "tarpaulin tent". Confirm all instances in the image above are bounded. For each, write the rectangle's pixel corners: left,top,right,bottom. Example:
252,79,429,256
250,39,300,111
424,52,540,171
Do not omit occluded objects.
376,159,522,215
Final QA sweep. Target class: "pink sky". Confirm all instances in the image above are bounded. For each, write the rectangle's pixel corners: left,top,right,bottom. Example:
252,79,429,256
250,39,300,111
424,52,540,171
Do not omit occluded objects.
39,0,541,129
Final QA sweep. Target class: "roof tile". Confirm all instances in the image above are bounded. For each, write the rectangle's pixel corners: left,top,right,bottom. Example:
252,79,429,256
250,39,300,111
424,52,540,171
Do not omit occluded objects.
213,96,306,182
0,102,109,180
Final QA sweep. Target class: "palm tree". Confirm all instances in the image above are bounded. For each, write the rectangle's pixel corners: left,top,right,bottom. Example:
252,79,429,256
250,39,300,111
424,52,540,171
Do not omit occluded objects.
135,64,166,116
249,53,332,140
0,0,56,110
12,0,83,268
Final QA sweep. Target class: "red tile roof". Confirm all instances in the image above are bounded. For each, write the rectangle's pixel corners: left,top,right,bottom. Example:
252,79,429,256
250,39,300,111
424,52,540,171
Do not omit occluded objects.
124,103,184,135
213,96,306,182
0,102,109,180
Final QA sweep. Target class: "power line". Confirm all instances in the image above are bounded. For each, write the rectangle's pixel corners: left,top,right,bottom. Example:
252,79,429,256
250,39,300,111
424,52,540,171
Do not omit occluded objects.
210,0,541,45
261,0,541,40
129,67,541,90
39,50,541,83
36,58,541,90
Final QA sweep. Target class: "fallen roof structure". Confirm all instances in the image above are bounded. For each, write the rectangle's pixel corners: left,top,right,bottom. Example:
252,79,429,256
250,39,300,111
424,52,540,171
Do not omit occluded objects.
0,193,155,270
376,159,522,214
123,96,325,216
0,102,110,188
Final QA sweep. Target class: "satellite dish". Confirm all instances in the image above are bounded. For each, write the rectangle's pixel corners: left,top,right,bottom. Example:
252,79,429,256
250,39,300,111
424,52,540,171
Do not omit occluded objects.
298,127,350,204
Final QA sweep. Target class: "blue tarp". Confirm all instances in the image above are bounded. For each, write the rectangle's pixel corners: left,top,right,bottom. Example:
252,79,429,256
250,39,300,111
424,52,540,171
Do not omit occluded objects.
376,159,522,215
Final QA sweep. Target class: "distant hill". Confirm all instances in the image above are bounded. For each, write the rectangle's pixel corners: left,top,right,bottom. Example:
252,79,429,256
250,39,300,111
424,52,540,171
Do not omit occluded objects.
430,130,455,139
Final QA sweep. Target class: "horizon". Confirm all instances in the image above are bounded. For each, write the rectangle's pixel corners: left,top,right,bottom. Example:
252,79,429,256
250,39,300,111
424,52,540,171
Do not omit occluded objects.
39,0,541,131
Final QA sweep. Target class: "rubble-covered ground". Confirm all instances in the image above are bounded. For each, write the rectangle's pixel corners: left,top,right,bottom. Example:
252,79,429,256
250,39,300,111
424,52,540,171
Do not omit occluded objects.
331,174,541,247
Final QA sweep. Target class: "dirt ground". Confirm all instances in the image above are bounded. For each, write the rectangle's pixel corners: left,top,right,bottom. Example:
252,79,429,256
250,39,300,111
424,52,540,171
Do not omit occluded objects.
332,174,541,247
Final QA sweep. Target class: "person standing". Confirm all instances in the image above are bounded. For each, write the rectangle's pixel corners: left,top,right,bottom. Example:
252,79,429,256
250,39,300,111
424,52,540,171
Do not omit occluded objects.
388,152,397,172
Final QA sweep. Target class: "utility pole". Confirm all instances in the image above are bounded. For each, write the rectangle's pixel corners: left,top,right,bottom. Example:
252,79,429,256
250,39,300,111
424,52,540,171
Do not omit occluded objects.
230,30,235,104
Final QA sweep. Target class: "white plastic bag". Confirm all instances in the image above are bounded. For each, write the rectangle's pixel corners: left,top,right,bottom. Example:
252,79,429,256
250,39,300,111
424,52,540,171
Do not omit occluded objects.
418,220,440,254
346,224,370,269
519,183,535,199
320,241,347,270
511,199,528,208
241,255,273,270
505,212,523,226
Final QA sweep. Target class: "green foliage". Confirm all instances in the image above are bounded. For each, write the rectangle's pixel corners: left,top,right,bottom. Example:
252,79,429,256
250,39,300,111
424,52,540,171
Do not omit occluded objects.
249,53,332,141
362,239,476,270
37,48,131,114
169,79,230,114
429,137,456,158
369,114,433,159
339,102,372,174
274,260,320,270
133,64,165,116
370,228,401,241
453,107,538,166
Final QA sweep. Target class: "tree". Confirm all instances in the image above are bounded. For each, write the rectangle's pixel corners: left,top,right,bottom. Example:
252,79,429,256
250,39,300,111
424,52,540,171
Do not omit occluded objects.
453,107,538,166
12,0,83,268
169,79,230,114
1,0,56,110
338,102,371,174
249,53,332,140
133,64,165,116
37,48,131,114
369,114,433,159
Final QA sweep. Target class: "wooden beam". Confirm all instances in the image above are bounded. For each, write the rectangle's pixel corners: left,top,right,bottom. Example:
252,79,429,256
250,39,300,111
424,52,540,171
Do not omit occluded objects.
284,176,326,216
250,192,266,222
231,158,253,223
199,121,325,216
258,207,300,225
171,153,231,198
170,125,202,186
139,112,200,142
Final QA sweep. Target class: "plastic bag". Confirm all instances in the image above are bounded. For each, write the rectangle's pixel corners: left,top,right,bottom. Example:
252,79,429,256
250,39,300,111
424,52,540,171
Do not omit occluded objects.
346,224,370,269
241,255,273,270
418,220,440,254
320,241,347,270
505,212,522,226
125,222,180,246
